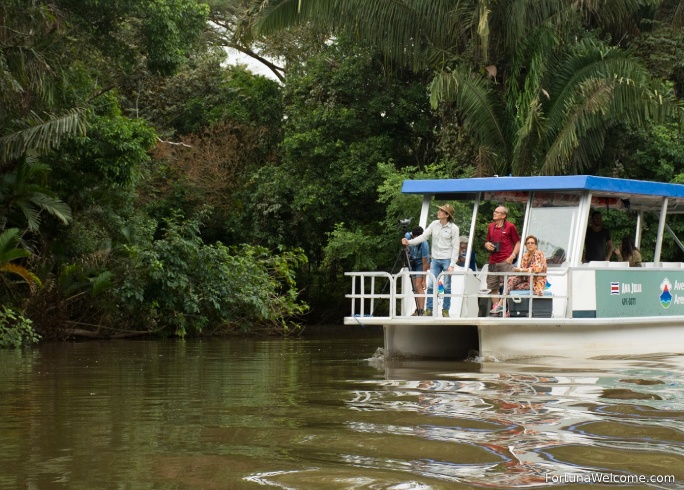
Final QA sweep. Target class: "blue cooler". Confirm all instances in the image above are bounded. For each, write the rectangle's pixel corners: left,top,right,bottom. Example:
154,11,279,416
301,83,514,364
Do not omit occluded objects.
507,290,553,318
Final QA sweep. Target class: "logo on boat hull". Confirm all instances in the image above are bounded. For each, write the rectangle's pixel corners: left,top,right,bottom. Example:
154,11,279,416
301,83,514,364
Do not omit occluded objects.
660,278,673,308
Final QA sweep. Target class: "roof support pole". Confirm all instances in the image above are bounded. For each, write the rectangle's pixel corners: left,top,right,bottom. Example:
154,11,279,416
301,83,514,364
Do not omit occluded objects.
518,192,534,263
419,194,432,228
572,192,592,266
654,197,668,262
665,224,684,254
465,193,481,269
635,211,643,249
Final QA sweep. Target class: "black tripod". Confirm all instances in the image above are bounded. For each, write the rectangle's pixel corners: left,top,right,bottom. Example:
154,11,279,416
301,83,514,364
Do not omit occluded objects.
389,220,421,314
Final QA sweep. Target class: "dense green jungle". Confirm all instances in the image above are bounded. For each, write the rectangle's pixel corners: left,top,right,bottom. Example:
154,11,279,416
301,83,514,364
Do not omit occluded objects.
2,0,684,348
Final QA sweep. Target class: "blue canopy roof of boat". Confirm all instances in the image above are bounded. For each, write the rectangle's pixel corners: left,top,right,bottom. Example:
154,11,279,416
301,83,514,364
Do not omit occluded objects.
402,175,684,199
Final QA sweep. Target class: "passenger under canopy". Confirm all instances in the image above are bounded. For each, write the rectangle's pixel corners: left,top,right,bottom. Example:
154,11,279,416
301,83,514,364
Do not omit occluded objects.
402,175,684,267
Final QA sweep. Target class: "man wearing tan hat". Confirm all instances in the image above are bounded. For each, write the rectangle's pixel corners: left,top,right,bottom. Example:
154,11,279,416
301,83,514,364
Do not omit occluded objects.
402,204,459,317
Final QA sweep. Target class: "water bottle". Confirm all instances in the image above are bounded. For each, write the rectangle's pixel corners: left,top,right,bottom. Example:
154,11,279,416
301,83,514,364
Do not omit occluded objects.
438,280,444,296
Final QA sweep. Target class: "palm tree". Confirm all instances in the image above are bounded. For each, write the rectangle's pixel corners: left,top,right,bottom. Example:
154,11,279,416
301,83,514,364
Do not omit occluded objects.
1,1,87,168
250,0,665,68
1,1,81,230
250,0,683,175
430,37,683,175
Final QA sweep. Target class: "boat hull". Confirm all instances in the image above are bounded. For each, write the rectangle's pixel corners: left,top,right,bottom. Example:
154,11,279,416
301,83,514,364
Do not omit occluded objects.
371,317,684,360
478,318,684,359
383,323,479,359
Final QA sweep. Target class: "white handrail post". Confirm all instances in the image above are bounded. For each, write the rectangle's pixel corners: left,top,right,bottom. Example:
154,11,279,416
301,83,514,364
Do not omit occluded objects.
360,275,366,317
351,274,357,317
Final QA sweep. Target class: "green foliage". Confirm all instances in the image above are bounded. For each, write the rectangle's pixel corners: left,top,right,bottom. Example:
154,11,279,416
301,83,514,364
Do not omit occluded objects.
116,212,308,336
2,0,311,337
0,306,41,349
376,160,475,240
323,223,385,272
600,121,684,181
0,2,89,167
137,53,283,138
135,59,283,246
630,21,684,96
52,95,157,189
57,263,113,299
245,39,436,264
630,123,684,182
253,1,684,177
55,0,210,75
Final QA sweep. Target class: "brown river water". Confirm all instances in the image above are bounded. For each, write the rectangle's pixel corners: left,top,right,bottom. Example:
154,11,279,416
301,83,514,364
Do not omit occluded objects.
1,329,684,489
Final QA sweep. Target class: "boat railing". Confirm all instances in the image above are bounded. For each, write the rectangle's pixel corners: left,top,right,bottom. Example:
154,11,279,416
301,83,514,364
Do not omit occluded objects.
474,269,565,318
345,268,569,319
345,271,396,319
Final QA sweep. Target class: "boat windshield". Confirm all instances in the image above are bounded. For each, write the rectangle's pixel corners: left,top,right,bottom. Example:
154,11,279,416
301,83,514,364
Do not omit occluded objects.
525,193,581,267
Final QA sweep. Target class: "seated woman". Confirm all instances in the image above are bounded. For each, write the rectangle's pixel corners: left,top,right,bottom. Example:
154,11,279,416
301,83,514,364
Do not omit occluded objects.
490,235,547,314
614,236,642,267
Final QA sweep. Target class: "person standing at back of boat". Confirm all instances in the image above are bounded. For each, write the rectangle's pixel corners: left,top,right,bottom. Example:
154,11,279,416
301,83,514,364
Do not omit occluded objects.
583,210,613,262
484,206,521,304
402,204,459,318
457,236,477,271
404,226,430,315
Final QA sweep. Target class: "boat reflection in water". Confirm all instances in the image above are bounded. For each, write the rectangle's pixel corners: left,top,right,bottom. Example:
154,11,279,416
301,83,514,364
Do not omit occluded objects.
347,355,684,488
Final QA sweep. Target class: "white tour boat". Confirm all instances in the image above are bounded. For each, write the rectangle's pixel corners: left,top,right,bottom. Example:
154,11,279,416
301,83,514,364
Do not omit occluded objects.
345,175,684,359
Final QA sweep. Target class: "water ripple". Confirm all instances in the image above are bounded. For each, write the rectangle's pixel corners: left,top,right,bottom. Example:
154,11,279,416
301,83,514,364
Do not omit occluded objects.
341,356,684,487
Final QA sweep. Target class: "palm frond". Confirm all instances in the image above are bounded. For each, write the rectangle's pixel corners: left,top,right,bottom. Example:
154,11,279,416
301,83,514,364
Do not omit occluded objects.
0,263,42,288
0,228,24,258
510,96,545,174
253,0,467,70
0,109,87,163
430,67,510,171
579,0,661,37
673,0,684,27
542,42,645,149
537,37,684,174
15,201,42,232
476,1,491,62
0,228,39,287
91,271,114,297
0,247,32,263
26,192,73,226
541,78,616,174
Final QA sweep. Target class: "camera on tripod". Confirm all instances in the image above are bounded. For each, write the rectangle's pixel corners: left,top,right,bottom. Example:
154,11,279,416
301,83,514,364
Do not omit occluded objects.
399,217,412,232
